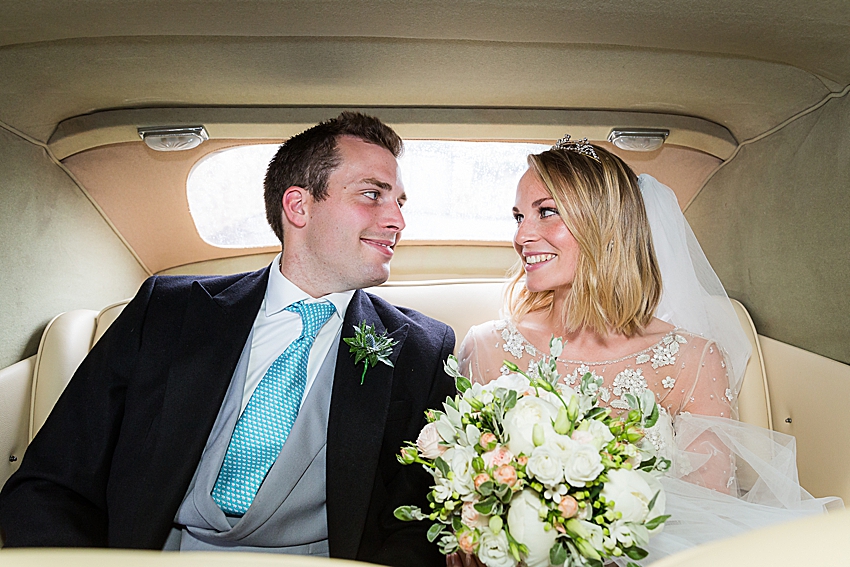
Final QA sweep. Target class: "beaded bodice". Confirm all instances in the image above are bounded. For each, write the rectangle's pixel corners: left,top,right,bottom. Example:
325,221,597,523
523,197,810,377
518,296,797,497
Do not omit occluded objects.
460,319,733,421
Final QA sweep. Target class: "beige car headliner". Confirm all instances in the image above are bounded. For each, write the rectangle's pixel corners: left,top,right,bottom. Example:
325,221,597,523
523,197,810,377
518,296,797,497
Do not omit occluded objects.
1,0,848,143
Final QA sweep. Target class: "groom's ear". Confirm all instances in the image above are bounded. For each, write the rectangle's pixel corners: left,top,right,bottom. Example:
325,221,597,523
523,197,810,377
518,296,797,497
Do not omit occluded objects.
282,186,309,229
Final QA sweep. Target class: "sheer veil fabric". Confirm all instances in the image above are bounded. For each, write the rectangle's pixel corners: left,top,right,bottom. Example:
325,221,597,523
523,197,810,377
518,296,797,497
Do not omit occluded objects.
458,174,842,564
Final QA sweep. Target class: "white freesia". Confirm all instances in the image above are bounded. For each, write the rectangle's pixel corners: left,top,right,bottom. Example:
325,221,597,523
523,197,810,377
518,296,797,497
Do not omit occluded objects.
444,445,477,496
579,520,604,551
433,478,453,502
416,422,445,459
503,396,558,457
526,446,564,487
482,372,530,394
464,382,494,406
506,490,557,567
600,469,666,529
477,527,517,567
464,423,482,447
435,414,458,444
609,520,635,547
563,444,604,487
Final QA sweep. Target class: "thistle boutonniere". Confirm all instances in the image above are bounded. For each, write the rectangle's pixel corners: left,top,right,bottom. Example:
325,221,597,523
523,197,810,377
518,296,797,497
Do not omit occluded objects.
344,321,397,385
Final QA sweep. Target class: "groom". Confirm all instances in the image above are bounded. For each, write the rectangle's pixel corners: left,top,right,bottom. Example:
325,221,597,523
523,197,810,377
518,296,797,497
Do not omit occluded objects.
0,112,455,566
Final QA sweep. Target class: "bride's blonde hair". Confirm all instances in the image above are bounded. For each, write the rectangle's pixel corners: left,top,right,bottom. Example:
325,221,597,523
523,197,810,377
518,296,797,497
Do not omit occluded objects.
506,145,662,337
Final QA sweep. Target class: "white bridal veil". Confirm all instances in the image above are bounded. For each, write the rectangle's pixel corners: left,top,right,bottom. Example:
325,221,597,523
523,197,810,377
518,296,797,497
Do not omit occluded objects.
632,174,842,563
637,174,750,396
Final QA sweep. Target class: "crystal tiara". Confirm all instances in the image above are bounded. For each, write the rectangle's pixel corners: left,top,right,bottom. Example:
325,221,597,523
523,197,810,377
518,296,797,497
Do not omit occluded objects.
552,135,600,162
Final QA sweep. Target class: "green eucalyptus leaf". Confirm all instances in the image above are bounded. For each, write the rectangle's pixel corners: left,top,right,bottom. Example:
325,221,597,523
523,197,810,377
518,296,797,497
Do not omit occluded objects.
549,542,568,566
434,457,450,478
427,523,444,542
645,514,671,530
624,546,649,560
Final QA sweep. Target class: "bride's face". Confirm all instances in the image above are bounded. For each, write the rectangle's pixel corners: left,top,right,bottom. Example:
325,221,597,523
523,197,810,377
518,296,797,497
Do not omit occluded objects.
513,168,581,294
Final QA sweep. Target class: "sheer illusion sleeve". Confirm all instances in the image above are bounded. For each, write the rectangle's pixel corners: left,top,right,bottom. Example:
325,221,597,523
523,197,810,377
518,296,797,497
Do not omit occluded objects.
664,340,735,493
458,321,518,385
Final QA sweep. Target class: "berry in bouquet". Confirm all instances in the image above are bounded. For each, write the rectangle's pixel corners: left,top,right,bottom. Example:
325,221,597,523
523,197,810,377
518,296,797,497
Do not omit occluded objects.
395,338,670,567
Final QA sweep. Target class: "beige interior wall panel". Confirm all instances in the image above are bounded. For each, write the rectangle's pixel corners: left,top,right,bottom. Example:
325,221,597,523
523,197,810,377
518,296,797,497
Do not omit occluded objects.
686,92,850,365
759,335,850,503
0,128,148,369
0,356,34,490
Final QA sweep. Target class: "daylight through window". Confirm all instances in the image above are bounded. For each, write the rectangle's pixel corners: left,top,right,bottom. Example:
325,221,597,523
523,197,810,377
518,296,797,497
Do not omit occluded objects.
187,140,550,248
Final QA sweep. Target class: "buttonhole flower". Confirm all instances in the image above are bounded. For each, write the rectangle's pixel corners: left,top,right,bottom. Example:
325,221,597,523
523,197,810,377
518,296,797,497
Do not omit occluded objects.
344,321,397,384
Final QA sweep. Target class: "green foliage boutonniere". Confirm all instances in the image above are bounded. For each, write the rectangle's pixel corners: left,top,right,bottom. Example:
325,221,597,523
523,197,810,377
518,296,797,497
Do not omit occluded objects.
344,321,397,385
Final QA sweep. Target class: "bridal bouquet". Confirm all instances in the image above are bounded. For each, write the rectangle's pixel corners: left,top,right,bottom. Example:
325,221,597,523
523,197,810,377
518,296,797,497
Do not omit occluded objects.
395,338,670,567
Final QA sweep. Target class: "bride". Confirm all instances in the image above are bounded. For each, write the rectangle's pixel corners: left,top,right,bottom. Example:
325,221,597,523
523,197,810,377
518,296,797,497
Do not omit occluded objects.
456,137,840,563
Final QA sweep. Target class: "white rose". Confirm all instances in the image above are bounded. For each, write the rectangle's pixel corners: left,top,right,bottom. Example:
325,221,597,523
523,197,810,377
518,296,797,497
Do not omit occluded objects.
483,372,530,394
585,419,614,448
506,489,557,567
477,527,517,567
416,422,445,459
503,396,558,457
600,469,666,528
526,446,564,487
563,444,604,487
444,445,477,496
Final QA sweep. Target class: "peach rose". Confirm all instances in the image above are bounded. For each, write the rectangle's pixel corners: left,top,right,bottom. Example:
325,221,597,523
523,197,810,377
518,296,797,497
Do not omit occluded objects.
493,464,518,487
457,529,478,554
479,432,497,450
416,422,446,460
483,446,514,468
474,473,491,490
516,455,528,467
461,501,488,529
558,495,578,518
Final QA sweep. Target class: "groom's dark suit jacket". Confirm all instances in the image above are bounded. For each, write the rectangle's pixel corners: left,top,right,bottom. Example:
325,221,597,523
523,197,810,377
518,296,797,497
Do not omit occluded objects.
0,267,455,566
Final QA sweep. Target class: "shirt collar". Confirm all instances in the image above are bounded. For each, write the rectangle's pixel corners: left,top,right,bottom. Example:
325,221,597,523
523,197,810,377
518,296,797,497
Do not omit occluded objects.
265,253,355,321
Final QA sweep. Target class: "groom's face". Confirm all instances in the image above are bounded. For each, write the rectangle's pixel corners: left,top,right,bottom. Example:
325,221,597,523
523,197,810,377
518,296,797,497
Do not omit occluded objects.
301,136,406,293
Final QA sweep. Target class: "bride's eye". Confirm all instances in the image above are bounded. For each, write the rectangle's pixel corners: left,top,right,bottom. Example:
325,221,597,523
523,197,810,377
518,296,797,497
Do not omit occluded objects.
540,207,559,218
513,213,524,224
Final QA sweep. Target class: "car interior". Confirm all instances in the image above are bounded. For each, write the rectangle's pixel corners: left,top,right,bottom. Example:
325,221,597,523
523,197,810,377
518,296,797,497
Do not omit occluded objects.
1,1,849,563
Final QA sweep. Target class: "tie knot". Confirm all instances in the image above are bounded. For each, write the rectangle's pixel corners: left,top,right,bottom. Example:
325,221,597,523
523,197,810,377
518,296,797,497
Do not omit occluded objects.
286,300,336,339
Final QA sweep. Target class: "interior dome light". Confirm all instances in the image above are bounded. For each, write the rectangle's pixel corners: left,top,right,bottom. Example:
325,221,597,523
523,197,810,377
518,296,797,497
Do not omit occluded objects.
138,126,209,151
607,129,669,152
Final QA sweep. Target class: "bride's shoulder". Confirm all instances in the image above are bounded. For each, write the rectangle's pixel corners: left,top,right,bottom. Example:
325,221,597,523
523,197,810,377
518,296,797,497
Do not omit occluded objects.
463,318,513,340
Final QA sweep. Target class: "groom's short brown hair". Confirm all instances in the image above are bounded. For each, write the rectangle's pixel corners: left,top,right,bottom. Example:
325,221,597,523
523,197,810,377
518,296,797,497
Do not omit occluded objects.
264,112,403,244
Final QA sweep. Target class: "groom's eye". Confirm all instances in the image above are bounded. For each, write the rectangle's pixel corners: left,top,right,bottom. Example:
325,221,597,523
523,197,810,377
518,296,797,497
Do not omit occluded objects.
513,213,524,224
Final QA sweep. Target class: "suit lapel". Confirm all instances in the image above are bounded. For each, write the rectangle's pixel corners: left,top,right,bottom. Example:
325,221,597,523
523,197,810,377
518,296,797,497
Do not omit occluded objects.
326,290,408,559
135,267,269,544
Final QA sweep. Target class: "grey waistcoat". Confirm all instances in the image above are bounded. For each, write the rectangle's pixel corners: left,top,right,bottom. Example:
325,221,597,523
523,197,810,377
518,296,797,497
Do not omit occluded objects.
165,330,337,554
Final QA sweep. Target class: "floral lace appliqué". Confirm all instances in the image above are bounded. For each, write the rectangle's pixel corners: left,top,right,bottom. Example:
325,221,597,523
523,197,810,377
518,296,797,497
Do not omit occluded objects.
564,365,610,402
651,334,688,369
495,320,537,359
610,368,647,410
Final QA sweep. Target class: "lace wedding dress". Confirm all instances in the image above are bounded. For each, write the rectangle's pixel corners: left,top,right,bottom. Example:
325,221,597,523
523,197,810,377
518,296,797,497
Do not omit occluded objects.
459,319,842,563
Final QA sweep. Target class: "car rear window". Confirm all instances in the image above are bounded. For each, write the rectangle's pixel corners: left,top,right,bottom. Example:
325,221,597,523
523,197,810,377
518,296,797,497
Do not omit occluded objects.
187,140,548,248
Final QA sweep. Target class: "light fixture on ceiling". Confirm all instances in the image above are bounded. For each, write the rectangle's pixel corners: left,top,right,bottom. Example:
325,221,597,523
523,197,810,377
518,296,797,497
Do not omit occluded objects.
138,126,209,151
607,129,669,152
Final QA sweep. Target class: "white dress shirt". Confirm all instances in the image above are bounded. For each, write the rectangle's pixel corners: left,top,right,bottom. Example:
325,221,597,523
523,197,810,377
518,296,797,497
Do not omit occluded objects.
240,254,354,414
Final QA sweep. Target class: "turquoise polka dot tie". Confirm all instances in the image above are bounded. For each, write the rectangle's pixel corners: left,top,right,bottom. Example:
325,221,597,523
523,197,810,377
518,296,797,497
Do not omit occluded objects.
211,299,336,516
